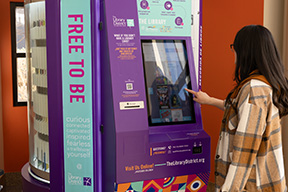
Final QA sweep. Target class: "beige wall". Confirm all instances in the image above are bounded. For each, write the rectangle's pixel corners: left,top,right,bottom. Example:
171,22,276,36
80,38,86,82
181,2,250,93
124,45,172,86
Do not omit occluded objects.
264,0,288,184
284,0,288,74
0,59,3,170
282,0,288,183
264,0,285,57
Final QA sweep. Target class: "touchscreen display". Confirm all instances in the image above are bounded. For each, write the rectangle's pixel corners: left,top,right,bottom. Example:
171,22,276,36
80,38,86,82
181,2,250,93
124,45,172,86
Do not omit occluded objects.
141,40,196,126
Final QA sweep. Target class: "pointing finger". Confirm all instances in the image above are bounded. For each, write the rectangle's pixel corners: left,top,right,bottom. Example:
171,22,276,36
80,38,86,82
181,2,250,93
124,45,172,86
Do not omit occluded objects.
185,88,197,95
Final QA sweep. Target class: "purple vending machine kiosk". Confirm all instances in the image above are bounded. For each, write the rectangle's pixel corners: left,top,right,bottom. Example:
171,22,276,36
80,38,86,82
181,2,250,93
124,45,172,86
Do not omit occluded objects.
101,0,210,191
21,0,207,191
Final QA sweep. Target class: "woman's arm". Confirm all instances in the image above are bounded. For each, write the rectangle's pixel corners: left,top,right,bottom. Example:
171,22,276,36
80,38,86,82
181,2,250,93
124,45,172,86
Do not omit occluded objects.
185,88,225,111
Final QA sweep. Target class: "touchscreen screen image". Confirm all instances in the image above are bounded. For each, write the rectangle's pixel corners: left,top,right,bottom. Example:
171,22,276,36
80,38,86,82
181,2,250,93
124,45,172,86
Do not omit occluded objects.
142,40,196,126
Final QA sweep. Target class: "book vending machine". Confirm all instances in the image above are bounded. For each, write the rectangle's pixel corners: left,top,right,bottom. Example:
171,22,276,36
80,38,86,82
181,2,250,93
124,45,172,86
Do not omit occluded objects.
21,0,209,192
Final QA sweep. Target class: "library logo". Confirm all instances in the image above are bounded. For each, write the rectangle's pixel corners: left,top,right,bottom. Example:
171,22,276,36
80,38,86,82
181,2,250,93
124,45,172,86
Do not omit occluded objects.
113,16,126,27
83,177,92,186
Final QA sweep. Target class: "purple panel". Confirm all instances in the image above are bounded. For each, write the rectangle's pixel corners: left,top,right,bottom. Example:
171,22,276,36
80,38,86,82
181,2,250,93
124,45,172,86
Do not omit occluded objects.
104,0,148,133
21,163,50,192
46,0,64,191
91,0,102,192
116,131,210,183
47,1,101,191
199,0,203,90
100,1,117,191
102,0,210,188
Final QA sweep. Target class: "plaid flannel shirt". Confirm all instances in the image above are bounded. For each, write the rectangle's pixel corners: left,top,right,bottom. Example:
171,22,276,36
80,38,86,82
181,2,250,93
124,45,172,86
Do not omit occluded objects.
215,79,287,192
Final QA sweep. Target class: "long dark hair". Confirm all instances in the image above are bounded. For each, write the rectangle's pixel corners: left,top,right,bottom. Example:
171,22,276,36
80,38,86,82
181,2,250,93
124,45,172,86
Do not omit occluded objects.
226,25,288,117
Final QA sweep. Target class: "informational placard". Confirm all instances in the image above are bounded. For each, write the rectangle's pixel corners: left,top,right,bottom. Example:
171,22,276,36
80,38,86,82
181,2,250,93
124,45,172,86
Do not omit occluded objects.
137,0,191,36
60,0,94,191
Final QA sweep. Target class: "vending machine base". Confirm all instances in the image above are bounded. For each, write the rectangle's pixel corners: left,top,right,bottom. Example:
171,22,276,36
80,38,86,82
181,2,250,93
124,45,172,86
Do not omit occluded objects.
21,163,50,192
115,172,210,192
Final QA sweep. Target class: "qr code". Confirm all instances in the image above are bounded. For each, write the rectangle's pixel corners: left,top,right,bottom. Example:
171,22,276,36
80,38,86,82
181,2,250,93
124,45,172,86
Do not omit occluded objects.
126,83,133,90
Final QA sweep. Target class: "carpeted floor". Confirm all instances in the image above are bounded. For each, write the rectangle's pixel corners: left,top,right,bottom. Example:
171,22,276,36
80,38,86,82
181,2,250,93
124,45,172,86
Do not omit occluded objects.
0,172,22,192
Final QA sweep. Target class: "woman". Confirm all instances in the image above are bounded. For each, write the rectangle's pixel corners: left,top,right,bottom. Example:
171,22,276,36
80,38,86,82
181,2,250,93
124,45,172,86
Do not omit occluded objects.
186,25,288,191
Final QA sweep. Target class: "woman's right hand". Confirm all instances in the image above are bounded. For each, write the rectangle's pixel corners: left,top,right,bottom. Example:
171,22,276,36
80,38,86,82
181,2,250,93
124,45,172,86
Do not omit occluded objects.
184,88,212,105
185,88,225,110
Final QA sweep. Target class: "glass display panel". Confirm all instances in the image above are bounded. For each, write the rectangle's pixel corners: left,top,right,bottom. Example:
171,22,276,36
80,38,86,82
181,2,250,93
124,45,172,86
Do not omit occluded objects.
25,0,49,181
17,57,28,102
15,7,26,53
142,40,196,126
